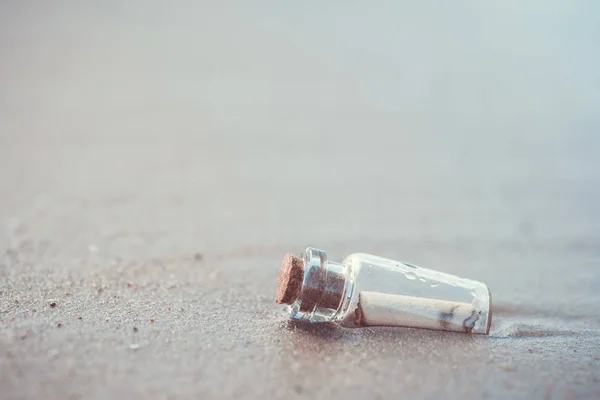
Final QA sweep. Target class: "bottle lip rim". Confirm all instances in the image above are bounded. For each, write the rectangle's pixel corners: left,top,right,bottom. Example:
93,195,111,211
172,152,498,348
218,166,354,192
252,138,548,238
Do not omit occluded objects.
485,287,493,335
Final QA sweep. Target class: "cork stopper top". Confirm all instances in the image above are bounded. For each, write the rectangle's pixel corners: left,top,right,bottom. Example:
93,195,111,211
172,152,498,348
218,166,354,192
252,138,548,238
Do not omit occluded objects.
275,253,305,305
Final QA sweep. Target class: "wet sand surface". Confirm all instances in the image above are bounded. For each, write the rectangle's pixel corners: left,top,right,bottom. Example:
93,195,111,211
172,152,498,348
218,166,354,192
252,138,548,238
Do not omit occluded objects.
1,2,599,399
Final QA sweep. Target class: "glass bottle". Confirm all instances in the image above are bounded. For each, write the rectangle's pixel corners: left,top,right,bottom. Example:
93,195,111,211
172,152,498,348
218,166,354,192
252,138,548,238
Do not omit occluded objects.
276,247,492,334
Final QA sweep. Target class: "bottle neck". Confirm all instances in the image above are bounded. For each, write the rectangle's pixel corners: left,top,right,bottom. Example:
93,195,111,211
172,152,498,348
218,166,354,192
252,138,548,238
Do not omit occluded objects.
289,248,351,322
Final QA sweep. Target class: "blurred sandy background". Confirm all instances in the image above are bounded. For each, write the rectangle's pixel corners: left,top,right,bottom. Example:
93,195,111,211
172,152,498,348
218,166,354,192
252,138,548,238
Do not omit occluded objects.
1,1,599,398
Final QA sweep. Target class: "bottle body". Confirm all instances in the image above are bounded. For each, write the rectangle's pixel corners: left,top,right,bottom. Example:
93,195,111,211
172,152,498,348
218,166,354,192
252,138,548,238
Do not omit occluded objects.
337,253,491,334
288,248,492,334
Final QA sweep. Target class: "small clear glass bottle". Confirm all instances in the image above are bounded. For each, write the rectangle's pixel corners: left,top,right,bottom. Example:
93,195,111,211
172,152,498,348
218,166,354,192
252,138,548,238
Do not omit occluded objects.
276,247,492,334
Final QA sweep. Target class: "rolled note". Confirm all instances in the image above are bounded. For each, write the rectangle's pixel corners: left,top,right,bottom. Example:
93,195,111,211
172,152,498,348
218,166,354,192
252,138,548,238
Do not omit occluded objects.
355,291,481,333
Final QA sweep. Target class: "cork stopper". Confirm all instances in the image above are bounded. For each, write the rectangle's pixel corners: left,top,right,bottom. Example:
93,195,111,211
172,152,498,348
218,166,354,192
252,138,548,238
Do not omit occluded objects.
275,254,305,305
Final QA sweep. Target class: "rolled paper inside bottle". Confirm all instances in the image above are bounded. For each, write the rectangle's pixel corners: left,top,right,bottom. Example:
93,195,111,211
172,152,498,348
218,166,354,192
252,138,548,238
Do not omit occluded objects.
356,291,482,333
